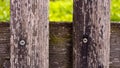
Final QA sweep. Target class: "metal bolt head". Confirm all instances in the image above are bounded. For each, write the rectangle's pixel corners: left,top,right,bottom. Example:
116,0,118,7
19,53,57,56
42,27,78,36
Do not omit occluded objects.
19,40,26,46
83,38,88,43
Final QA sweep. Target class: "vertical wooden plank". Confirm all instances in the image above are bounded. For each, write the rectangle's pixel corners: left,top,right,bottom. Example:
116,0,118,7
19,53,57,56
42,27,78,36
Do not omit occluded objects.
73,0,110,68
10,0,49,68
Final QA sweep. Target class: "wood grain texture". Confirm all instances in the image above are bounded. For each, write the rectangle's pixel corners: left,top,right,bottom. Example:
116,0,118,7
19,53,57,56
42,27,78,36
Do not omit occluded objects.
0,22,120,68
0,23,10,68
10,0,49,68
73,0,110,68
110,23,120,68
49,23,72,68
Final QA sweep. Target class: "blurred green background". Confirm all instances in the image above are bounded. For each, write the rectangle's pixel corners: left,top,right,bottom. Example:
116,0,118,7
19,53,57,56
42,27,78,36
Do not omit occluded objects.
0,0,120,22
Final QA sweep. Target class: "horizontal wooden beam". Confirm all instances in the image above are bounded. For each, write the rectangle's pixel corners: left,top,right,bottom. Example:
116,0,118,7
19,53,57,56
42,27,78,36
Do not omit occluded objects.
0,22,119,68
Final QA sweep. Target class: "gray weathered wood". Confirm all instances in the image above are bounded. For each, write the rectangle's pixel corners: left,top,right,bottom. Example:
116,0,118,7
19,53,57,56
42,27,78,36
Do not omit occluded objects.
10,0,49,68
0,22,120,68
73,0,110,68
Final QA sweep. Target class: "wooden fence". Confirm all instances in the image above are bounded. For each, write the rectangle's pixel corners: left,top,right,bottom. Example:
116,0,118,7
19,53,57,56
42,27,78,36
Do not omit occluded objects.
0,22,119,68
2,0,111,68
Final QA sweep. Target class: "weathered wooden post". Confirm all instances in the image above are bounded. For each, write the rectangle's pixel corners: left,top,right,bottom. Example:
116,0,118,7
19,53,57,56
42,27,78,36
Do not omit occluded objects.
73,0,110,68
10,0,49,68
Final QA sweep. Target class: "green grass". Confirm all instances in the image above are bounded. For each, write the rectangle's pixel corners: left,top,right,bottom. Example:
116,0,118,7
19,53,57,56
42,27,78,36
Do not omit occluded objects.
0,0,120,22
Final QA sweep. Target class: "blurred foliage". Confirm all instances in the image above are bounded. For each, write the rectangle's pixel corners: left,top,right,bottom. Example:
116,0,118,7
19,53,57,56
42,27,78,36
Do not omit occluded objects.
50,0,120,22
111,0,120,22
0,0,120,22
49,0,73,22
0,0,10,22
